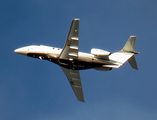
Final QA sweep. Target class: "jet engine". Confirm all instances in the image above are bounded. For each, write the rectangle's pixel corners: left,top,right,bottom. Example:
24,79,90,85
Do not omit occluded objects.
90,48,111,59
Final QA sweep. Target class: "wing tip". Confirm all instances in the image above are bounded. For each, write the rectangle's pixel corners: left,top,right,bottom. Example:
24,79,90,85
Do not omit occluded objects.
74,18,80,21
78,99,85,102
130,36,136,38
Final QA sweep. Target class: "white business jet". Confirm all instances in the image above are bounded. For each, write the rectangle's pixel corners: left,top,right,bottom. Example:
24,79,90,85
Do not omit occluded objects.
14,19,139,102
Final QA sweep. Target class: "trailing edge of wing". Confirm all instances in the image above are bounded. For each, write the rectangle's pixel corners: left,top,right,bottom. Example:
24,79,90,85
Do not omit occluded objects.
61,67,85,102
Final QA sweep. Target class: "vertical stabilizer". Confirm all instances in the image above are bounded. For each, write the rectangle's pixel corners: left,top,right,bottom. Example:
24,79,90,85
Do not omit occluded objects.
128,55,138,70
121,36,139,70
121,36,139,54
122,36,136,52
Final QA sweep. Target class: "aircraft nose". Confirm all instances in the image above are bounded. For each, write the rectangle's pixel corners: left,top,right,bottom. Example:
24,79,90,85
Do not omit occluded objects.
14,47,27,56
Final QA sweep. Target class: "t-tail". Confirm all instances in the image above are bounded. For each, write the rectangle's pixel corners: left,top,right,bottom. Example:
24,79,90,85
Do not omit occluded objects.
109,36,140,70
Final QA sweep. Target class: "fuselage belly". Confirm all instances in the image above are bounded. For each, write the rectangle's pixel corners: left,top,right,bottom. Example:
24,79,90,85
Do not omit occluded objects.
26,47,113,70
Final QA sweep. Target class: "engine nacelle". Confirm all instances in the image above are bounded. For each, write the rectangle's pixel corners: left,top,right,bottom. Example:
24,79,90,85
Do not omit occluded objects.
91,48,111,59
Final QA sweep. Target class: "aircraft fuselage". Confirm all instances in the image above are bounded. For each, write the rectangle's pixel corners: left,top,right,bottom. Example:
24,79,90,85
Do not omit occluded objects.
15,45,114,71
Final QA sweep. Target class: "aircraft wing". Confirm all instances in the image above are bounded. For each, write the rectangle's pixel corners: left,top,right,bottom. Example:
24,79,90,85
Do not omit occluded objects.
59,19,79,60
61,67,85,102
58,19,84,102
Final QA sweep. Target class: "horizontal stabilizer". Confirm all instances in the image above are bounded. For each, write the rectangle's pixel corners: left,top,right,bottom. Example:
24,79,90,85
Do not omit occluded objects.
109,52,134,64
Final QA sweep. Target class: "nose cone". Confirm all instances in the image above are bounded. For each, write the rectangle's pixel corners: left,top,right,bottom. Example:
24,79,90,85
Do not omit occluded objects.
14,47,27,56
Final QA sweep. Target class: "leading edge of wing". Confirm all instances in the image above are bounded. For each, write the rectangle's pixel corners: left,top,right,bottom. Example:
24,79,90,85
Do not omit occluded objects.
61,67,85,102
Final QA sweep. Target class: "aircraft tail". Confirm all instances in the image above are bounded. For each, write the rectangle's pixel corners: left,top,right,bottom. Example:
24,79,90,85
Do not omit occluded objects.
121,36,139,54
109,36,139,70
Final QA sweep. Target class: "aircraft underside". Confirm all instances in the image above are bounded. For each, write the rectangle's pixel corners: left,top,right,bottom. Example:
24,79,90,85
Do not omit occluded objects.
27,53,113,70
